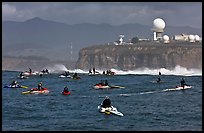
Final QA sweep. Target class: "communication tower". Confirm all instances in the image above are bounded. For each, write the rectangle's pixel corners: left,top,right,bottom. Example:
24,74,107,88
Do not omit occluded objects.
70,42,73,61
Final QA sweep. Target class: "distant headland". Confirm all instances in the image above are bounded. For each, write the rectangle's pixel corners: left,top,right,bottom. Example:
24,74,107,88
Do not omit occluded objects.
76,41,202,70
76,17,202,71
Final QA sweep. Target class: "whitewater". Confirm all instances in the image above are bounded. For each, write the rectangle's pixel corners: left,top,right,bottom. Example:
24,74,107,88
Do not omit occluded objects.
43,64,202,76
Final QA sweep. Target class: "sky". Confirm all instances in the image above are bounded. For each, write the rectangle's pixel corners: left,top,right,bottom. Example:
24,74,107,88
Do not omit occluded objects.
2,2,202,28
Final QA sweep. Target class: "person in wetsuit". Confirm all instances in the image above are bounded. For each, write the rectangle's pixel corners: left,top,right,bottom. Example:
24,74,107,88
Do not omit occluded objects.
89,69,92,74
102,96,111,108
72,72,78,79
65,71,70,76
45,69,49,74
63,86,69,93
38,82,43,91
104,79,109,86
10,80,19,87
19,72,24,77
157,77,161,83
29,68,32,73
180,78,188,87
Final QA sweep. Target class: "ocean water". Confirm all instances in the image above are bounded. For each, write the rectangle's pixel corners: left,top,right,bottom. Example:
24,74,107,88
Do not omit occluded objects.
2,68,202,131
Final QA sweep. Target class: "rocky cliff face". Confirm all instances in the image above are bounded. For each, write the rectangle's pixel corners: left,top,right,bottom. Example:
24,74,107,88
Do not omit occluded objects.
76,41,202,70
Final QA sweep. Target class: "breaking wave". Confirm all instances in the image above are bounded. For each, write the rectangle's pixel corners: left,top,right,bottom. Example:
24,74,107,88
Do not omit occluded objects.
45,64,69,73
45,64,202,76
110,65,202,76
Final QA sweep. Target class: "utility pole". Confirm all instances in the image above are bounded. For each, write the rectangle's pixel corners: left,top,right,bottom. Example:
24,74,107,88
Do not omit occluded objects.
70,42,73,61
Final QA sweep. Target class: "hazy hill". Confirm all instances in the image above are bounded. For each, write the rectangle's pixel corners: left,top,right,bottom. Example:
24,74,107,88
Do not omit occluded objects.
2,17,202,62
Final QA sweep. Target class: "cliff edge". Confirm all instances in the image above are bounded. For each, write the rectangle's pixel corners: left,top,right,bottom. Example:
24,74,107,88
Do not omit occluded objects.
76,41,202,70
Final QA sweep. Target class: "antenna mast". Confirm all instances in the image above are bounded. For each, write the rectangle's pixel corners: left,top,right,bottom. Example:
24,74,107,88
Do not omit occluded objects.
70,42,73,61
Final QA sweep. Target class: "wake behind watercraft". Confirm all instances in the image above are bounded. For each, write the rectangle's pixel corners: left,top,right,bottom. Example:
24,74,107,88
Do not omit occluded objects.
162,85,192,92
59,75,71,78
150,81,166,83
18,75,29,79
109,85,125,88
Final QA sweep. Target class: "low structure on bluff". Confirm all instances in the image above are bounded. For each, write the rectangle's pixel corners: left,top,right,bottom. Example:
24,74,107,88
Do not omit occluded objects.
75,41,202,70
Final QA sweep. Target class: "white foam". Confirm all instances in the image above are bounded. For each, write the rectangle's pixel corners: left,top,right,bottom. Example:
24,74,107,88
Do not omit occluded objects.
110,65,202,76
45,64,69,73
68,69,89,74
45,64,202,76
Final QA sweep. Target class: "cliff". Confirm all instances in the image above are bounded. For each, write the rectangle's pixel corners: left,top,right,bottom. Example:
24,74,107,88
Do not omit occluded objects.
75,41,202,70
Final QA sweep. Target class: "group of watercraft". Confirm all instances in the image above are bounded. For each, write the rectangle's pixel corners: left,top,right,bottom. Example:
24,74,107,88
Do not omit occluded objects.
150,74,192,92
88,68,116,76
18,69,82,80
18,70,46,79
7,69,84,96
21,87,72,95
3,82,49,95
107,84,192,117
4,68,193,117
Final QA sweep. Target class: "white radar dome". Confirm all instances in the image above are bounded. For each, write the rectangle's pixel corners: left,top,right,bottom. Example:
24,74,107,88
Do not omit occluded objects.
163,35,169,41
153,18,166,30
194,35,200,41
189,35,195,40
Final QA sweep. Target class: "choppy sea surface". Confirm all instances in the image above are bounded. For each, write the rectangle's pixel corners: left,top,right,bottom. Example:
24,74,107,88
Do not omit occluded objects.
2,67,202,131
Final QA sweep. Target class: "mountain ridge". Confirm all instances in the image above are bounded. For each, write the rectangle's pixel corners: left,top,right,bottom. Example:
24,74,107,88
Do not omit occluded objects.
3,17,202,62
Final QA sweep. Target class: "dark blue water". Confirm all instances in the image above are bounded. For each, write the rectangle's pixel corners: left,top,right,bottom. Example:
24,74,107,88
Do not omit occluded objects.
2,71,202,131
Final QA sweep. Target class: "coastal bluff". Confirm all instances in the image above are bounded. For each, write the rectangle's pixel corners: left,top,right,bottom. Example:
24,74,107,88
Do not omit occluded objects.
75,41,202,70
